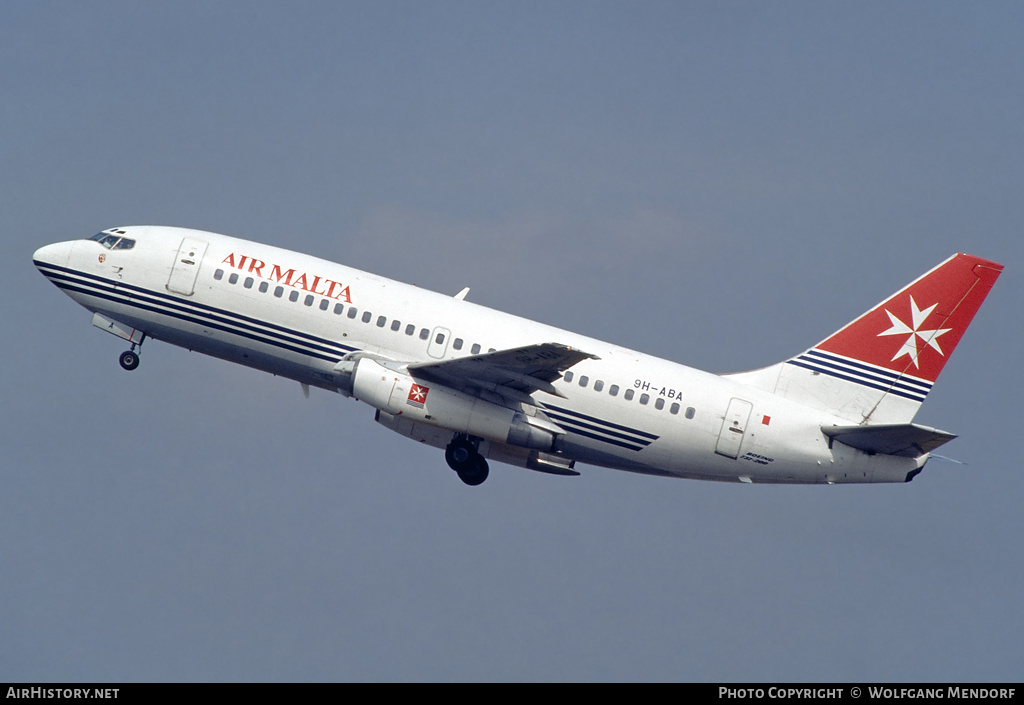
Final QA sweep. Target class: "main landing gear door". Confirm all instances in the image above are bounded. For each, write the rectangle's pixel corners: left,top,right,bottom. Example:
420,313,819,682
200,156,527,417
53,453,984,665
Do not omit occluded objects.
167,237,209,296
716,398,753,459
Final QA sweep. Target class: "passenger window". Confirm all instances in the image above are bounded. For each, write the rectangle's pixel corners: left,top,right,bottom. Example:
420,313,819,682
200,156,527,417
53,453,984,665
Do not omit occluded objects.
655,398,665,410
670,403,680,415
594,380,604,392
624,389,635,401
304,294,314,306
334,303,344,314
228,273,239,285
685,407,695,419
274,286,284,298
564,371,574,383
471,344,481,354
435,333,445,344
320,299,330,311
453,338,463,350
609,384,619,396
214,269,224,280
289,290,299,302
259,282,269,293
244,277,254,289
377,316,386,327
362,311,372,323
419,328,429,340
391,320,401,331
640,393,649,405
347,308,358,319
579,376,589,387
405,324,415,335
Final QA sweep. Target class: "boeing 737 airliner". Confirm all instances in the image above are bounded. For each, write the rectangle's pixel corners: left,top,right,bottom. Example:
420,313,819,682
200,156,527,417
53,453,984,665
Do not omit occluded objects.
34,226,1002,486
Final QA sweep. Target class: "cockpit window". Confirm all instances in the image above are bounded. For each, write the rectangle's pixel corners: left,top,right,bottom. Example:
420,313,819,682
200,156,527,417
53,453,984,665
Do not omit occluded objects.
89,232,135,250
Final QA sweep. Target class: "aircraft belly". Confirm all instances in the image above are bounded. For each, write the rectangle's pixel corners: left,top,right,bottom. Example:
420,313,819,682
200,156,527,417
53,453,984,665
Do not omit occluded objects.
554,436,676,477
91,301,342,391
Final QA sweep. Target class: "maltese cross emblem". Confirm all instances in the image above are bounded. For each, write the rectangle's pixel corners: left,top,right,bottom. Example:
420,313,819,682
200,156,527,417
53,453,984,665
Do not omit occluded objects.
877,296,952,368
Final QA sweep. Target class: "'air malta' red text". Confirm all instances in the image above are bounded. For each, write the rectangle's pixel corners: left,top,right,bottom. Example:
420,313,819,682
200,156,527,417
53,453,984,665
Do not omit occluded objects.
221,253,352,303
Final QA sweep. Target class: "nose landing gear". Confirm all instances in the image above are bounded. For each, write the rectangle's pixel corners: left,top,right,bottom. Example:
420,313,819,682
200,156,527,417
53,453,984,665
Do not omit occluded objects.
445,436,490,486
90,314,146,371
119,343,142,371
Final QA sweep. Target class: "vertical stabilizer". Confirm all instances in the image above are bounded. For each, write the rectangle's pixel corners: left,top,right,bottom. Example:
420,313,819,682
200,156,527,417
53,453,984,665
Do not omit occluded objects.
748,254,1003,424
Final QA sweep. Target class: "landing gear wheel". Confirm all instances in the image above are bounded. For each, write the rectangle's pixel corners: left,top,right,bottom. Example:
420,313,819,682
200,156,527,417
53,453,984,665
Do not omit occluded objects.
119,350,140,371
446,438,490,486
457,455,490,486
445,439,476,470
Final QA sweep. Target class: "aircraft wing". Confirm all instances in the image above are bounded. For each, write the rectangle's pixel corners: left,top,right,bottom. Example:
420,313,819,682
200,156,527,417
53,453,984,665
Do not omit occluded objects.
407,342,598,399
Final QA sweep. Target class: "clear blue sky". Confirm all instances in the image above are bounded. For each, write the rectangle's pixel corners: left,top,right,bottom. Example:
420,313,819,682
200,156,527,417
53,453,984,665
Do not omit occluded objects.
4,1,1022,681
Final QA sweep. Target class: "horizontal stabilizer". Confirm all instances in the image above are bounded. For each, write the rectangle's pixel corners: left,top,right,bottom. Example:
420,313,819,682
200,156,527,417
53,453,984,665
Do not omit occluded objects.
822,423,957,458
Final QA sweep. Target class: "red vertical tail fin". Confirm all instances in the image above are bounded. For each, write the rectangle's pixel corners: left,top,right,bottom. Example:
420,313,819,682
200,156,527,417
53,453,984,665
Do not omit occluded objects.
777,254,1002,424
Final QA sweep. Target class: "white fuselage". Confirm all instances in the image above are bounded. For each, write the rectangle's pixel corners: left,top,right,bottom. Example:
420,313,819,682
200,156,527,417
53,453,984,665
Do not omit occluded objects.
34,226,923,484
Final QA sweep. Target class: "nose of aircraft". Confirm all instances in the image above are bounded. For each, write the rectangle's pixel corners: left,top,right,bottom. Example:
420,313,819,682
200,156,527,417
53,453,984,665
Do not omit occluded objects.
33,241,73,269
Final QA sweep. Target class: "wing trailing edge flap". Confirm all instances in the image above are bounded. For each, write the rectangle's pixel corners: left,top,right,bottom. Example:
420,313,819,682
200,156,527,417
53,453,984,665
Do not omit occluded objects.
822,423,957,458
407,342,599,400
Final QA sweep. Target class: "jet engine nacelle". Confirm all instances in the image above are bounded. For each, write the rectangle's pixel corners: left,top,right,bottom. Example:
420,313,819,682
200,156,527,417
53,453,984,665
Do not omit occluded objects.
351,358,556,451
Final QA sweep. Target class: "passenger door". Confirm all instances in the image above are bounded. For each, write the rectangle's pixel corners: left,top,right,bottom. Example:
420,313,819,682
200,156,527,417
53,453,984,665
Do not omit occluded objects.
167,237,209,296
716,398,753,459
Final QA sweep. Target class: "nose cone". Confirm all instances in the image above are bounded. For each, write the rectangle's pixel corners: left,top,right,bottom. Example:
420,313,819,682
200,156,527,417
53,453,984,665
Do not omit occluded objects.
33,241,72,270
